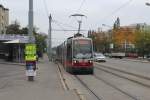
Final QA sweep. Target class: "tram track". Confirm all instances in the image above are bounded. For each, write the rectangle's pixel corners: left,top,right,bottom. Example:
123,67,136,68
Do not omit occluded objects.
95,63,150,88
57,62,103,100
122,58,150,63
75,75,103,100
56,62,147,100
93,75,138,100
75,75,139,100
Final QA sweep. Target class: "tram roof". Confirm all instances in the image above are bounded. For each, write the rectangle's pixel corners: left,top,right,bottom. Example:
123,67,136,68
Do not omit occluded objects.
72,36,92,40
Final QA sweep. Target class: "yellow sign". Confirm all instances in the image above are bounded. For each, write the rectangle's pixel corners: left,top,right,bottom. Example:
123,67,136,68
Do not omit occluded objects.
25,44,36,61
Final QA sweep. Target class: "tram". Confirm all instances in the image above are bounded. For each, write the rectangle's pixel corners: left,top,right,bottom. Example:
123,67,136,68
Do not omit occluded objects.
56,34,94,74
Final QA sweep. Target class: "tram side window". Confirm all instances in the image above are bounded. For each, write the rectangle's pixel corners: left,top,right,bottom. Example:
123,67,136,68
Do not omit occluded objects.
67,44,72,61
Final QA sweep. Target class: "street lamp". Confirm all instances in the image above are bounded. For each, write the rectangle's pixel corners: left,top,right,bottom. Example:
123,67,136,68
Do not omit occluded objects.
146,2,150,6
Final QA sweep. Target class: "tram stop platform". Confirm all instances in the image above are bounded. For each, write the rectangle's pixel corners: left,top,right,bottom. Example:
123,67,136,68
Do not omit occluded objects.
0,55,79,100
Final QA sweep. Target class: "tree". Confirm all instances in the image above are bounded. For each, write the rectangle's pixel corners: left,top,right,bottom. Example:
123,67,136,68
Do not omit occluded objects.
113,17,120,30
134,29,150,57
113,27,136,52
6,20,21,34
20,27,28,34
6,20,47,57
35,33,47,57
88,30,110,53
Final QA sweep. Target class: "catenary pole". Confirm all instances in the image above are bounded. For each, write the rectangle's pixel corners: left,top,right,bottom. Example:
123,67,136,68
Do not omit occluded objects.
25,0,36,81
28,0,34,43
48,14,52,61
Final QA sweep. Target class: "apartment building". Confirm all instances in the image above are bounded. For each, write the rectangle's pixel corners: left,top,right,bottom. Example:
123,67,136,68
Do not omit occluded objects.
0,4,9,34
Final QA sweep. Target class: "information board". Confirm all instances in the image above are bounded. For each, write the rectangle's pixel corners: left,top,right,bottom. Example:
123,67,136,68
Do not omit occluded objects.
25,44,36,61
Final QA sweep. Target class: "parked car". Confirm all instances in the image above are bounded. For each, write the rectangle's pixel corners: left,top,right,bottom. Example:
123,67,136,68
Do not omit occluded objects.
104,53,111,57
146,54,150,61
110,52,125,59
94,53,106,62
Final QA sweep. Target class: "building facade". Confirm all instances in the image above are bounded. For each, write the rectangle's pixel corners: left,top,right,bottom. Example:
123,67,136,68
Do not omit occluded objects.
0,4,9,34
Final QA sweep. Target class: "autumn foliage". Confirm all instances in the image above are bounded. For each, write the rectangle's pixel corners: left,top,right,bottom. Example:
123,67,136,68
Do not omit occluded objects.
88,25,150,55
113,27,136,47
88,30,110,52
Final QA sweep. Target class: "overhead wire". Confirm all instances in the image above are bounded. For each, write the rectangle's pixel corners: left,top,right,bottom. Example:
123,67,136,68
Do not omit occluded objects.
42,0,87,33
42,0,68,33
53,20,77,29
68,0,87,28
77,0,86,12
42,0,79,32
42,0,79,30
53,21,68,33
101,0,133,21
42,0,88,33
52,29,87,31
43,0,49,17
53,21,87,32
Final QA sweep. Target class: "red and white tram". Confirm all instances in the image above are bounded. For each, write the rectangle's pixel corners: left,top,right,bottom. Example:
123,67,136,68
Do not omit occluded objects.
56,35,94,74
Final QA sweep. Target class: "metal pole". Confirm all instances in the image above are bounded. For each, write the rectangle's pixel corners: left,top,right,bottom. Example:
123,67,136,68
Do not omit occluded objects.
78,21,82,34
28,0,34,43
19,44,21,63
125,40,127,52
48,14,52,61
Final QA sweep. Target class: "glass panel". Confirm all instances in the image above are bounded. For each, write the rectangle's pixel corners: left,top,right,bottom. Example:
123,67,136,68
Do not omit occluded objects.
73,39,92,59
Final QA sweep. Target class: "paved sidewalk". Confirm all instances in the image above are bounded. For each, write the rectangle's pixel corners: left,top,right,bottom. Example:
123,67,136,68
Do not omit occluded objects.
0,55,79,100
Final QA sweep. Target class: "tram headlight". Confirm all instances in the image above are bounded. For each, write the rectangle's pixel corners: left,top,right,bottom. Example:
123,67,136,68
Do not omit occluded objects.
88,60,92,63
73,60,77,63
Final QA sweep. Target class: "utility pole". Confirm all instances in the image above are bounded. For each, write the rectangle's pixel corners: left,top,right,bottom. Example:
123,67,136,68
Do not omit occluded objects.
48,14,52,61
28,0,34,43
25,0,36,81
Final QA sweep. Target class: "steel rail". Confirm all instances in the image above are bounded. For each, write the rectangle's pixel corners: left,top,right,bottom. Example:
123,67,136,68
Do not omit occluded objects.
75,75,103,100
93,75,138,100
95,63,150,80
94,63,150,88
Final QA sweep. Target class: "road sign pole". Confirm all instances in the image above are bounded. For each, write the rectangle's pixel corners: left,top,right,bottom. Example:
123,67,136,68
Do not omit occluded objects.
48,14,52,61
26,0,36,81
28,0,34,43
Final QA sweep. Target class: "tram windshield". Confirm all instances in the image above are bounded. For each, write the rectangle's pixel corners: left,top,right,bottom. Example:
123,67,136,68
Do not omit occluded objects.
73,39,93,59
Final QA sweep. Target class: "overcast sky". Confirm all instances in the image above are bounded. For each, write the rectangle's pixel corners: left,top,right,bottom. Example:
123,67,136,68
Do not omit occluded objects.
1,0,150,46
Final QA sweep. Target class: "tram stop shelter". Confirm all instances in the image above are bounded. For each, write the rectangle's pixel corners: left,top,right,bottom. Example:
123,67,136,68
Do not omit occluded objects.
0,34,29,63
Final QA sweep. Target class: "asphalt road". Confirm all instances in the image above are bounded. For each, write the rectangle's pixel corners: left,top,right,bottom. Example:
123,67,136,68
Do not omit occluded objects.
64,58,150,100
93,58,150,100
97,58,150,78
0,57,150,100
60,59,150,100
